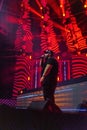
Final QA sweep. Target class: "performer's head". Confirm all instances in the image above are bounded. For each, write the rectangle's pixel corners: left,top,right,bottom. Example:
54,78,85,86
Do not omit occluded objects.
44,50,54,58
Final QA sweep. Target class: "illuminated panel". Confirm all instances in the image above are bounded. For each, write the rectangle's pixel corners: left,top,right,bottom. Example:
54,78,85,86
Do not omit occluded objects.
15,0,33,54
58,60,71,82
71,55,87,79
13,55,32,98
40,0,60,54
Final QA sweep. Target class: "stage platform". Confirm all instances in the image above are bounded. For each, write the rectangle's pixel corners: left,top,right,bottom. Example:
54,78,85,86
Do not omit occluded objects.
17,80,87,113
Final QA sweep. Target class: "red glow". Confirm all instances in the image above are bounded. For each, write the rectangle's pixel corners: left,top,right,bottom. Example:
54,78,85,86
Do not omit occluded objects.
63,13,65,17
20,3,24,7
40,6,43,10
53,21,69,32
57,76,60,81
41,16,44,19
42,24,46,28
22,45,26,50
47,0,62,18
29,55,32,59
59,0,65,17
84,0,87,8
84,4,87,8
36,0,42,9
20,90,23,94
27,6,42,18
28,76,31,81
60,4,63,8
72,56,87,79
5,15,19,24
57,56,60,60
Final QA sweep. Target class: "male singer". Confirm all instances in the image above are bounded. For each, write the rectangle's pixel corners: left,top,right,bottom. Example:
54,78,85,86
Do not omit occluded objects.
40,50,58,103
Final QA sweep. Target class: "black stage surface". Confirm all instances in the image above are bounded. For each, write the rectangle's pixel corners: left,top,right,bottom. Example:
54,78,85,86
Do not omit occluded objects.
0,105,87,130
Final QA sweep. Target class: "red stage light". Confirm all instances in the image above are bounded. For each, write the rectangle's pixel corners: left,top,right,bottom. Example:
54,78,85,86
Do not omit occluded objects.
41,16,44,19
20,90,23,94
57,76,60,81
29,55,32,59
57,56,60,60
21,3,24,7
63,13,65,16
60,4,63,8
84,4,87,8
40,7,43,10
28,76,31,81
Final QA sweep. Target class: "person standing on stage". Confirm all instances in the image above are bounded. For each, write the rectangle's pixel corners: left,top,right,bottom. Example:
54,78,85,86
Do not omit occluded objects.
40,50,58,104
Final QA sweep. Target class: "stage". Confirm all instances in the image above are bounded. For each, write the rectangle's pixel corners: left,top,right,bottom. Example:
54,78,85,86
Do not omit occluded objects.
17,78,87,113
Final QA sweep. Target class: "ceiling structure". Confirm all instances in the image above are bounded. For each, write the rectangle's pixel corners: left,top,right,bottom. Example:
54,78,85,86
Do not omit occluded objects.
0,0,87,56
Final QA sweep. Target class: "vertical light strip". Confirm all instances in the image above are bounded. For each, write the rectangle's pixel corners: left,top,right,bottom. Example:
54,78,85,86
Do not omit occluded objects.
35,60,38,89
67,60,71,80
63,61,67,81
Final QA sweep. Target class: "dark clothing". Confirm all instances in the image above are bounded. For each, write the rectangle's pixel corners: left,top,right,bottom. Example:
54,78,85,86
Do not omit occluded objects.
41,57,58,103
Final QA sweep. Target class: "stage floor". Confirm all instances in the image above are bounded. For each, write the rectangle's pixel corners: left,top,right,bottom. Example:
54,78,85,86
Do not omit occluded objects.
0,105,87,130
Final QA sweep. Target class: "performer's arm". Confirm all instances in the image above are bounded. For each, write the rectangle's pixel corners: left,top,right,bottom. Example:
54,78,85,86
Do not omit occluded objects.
40,55,44,67
40,64,53,84
42,64,52,77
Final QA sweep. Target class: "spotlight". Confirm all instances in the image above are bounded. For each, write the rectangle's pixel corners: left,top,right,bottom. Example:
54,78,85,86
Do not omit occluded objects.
57,77,60,82
40,6,43,10
57,56,60,60
18,88,29,95
29,55,32,60
41,16,44,19
28,76,31,81
84,4,87,8
63,13,65,17
60,4,63,8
